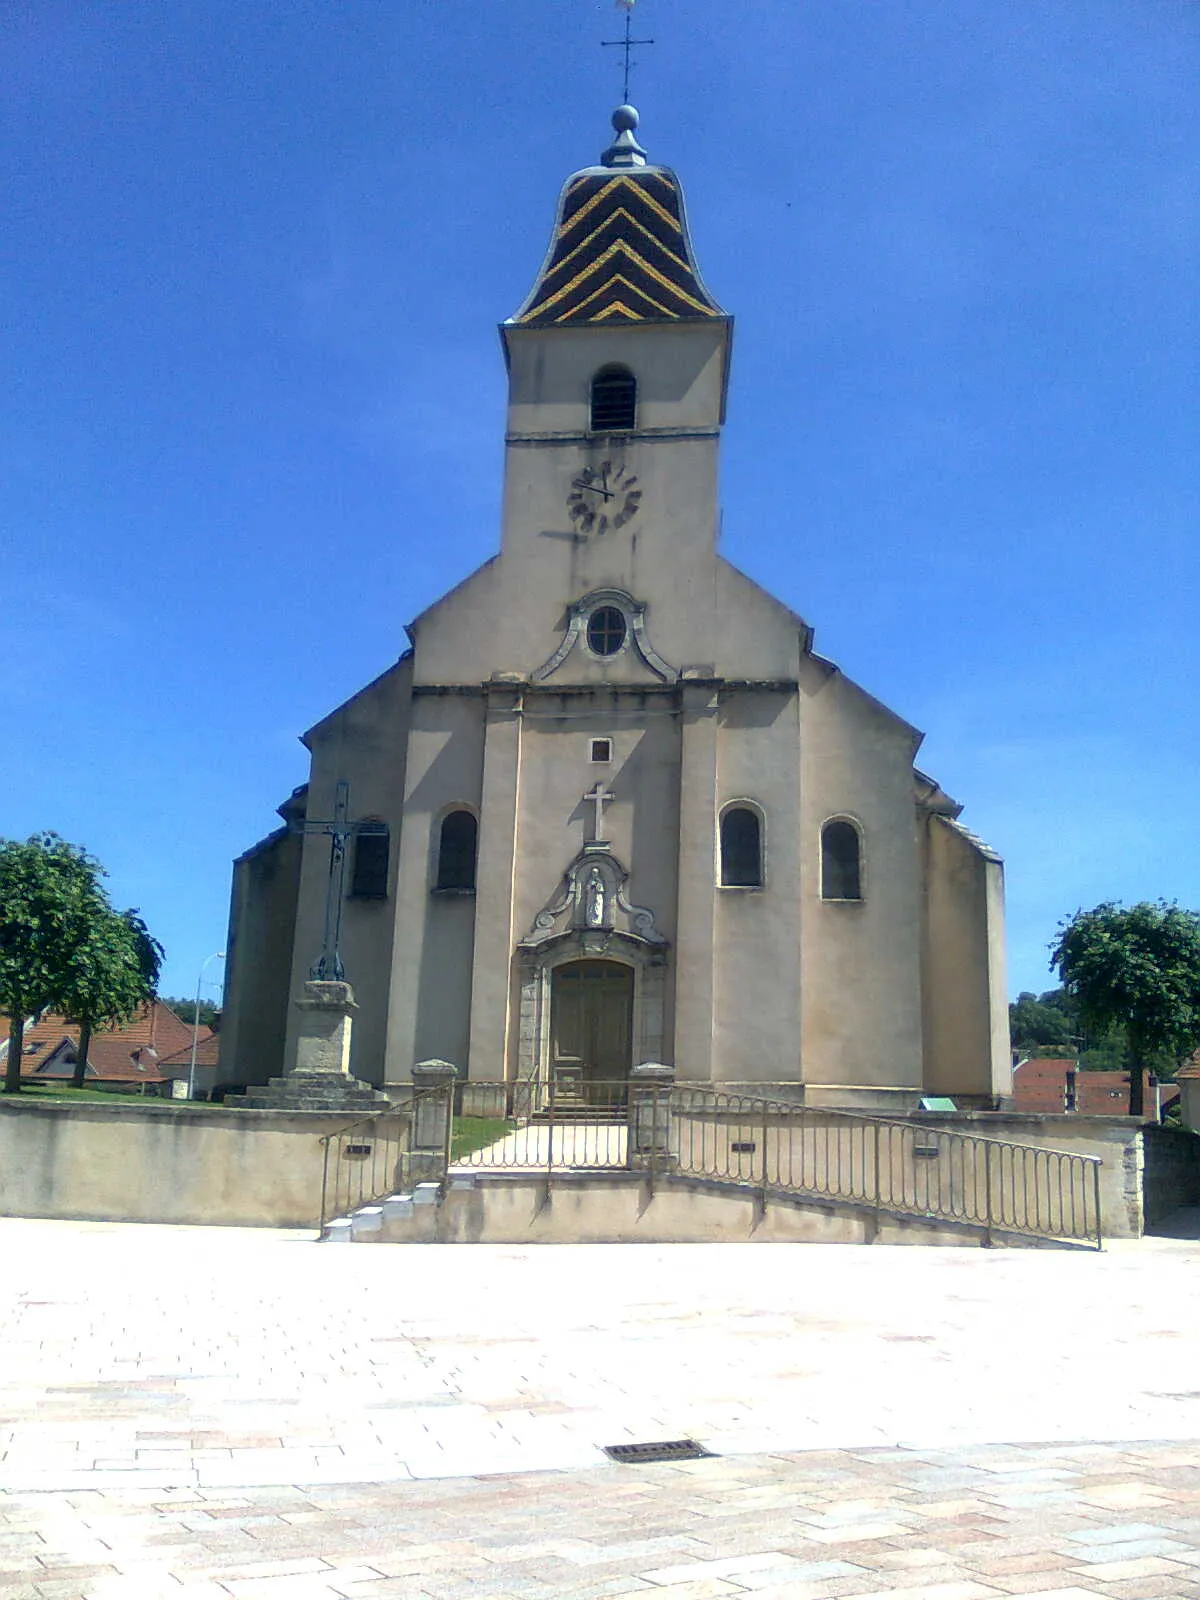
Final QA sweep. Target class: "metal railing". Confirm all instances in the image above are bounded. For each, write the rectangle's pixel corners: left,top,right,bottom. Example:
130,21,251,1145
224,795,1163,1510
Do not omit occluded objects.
447,1080,1104,1249
319,1108,413,1232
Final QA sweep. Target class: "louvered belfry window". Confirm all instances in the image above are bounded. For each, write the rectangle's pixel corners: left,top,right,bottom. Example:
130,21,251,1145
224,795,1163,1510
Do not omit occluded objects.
590,366,636,431
350,825,389,899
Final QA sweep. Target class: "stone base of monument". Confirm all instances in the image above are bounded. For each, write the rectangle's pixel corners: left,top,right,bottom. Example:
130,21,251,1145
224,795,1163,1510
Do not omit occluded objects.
226,979,391,1112
229,1069,391,1112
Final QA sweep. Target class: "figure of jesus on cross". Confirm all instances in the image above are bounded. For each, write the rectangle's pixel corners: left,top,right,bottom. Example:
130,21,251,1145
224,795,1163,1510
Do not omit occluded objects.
290,780,387,982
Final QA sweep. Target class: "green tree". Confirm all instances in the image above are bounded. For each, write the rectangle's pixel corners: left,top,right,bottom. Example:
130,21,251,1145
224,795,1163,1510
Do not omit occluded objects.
1050,902,1200,1117
0,834,162,1095
159,997,220,1032
60,909,163,1090
1009,990,1075,1056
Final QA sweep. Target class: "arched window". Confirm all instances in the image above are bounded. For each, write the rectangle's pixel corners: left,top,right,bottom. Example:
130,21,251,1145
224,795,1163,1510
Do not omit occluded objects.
435,809,478,892
350,822,389,899
720,806,763,888
821,819,862,900
590,365,636,431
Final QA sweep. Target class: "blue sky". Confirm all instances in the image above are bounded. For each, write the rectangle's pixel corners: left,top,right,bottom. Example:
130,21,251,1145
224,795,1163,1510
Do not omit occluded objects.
3,0,1197,1010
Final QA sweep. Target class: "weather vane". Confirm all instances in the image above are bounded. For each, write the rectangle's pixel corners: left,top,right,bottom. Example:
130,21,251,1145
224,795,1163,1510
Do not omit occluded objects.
602,0,654,105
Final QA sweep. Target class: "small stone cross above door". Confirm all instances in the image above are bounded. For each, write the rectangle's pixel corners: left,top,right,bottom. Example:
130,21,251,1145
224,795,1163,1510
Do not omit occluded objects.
583,781,614,845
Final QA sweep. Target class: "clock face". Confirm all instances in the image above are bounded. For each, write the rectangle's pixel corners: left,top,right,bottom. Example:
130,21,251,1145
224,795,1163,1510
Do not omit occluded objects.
567,461,642,536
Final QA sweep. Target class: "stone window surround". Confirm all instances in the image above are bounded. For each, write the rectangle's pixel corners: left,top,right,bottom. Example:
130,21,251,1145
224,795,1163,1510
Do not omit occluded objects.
716,798,766,892
531,588,678,684
820,812,866,903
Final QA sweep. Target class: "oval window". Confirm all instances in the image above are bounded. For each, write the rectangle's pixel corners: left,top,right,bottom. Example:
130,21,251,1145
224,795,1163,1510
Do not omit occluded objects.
587,606,626,657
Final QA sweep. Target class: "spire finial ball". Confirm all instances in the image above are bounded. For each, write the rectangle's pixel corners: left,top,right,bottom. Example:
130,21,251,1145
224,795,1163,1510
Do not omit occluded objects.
612,105,640,133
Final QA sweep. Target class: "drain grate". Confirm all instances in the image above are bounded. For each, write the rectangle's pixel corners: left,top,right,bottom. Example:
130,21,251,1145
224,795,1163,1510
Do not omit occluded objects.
603,1439,714,1464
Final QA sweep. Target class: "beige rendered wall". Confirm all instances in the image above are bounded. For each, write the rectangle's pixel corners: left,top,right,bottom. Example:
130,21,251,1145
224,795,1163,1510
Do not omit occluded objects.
222,827,303,1088
285,659,413,1087
385,689,485,1083
921,814,1011,1100
798,662,925,1101
0,1102,353,1228
1179,1078,1200,1133
712,687,803,1085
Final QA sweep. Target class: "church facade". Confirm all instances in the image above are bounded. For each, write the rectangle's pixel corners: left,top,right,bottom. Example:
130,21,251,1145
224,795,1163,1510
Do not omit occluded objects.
222,108,1010,1113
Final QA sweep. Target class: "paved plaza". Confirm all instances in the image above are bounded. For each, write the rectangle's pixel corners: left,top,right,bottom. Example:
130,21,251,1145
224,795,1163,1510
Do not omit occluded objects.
2,1218,1200,1598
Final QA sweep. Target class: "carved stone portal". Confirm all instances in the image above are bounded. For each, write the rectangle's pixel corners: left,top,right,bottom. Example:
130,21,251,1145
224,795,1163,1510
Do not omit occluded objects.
516,847,668,1092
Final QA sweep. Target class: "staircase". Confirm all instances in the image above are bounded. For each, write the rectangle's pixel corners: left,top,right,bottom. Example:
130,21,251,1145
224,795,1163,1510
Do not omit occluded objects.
317,1083,1105,1251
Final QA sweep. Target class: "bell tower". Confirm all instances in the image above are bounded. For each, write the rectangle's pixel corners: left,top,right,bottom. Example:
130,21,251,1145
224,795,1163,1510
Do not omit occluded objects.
497,108,732,626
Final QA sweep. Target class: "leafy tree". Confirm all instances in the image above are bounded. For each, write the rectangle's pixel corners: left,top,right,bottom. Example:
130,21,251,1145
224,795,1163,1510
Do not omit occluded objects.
0,834,162,1094
159,997,221,1032
1009,990,1075,1056
1050,902,1200,1117
1008,986,1129,1071
60,909,163,1090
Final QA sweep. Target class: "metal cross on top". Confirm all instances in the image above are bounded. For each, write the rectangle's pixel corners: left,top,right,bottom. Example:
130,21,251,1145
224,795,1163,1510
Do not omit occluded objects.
291,780,387,982
602,0,654,105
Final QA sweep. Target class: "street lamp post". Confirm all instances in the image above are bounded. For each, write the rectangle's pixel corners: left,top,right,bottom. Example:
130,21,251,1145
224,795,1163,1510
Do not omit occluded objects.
186,951,225,1100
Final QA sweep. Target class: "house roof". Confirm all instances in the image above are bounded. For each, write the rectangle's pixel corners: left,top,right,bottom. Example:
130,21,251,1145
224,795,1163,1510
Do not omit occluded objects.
11,1002,210,1084
158,1033,221,1072
1011,1058,1179,1115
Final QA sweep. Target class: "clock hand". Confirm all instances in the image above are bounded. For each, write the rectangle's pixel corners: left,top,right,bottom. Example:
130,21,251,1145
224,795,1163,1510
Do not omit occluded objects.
571,477,614,499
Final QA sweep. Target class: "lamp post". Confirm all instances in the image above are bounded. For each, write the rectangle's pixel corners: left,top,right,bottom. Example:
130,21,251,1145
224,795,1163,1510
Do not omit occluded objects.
186,950,225,1100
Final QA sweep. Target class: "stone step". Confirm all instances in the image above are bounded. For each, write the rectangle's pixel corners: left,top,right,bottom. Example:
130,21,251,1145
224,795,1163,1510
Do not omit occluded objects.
226,1070,393,1112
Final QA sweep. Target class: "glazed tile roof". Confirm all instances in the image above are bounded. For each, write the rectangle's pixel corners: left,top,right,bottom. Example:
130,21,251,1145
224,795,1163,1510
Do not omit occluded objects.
512,167,725,327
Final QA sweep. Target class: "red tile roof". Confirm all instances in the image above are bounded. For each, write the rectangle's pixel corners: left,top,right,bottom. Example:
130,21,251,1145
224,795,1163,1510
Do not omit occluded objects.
9,1002,211,1085
157,1034,221,1071
1011,1057,1179,1115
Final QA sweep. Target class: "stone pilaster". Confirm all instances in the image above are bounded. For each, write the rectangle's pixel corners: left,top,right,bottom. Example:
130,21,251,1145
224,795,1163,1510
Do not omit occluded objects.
466,677,524,1079
674,678,719,1081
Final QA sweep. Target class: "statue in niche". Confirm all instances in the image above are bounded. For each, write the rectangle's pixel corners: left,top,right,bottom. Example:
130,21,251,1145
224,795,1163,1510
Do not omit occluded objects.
584,865,606,927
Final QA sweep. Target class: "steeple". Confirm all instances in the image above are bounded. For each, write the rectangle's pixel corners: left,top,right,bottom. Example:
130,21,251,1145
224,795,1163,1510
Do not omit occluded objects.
508,107,726,328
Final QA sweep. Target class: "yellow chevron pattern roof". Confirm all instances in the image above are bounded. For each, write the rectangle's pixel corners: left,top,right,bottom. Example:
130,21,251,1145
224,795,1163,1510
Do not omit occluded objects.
513,169,725,326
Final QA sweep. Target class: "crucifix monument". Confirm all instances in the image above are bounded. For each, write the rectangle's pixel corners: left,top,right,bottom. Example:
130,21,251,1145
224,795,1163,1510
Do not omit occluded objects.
228,780,391,1111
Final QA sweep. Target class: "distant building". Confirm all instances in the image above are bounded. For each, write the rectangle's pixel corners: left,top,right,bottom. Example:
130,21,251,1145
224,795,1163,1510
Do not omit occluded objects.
1011,1056,1178,1118
0,1002,211,1096
157,1033,222,1099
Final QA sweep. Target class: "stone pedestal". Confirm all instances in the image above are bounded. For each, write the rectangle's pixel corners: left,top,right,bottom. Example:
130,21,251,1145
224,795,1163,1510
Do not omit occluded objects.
229,981,391,1111
628,1061,675,1164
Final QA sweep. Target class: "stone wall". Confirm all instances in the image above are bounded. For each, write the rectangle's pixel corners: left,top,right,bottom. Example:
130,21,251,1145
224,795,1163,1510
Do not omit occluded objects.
1141,1124,1200,1225
0,1100,357,1229
360,1172,1079,1249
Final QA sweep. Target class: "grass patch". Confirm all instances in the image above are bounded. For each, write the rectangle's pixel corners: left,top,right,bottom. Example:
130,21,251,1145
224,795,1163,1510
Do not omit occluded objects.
3,1084,223,1108
451,1115,514,1161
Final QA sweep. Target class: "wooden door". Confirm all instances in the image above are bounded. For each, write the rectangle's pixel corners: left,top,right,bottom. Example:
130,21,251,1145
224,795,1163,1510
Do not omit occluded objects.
551,960,634,1101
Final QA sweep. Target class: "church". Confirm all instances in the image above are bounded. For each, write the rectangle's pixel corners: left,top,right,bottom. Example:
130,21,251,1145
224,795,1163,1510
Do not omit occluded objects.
221,106,1010,1114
